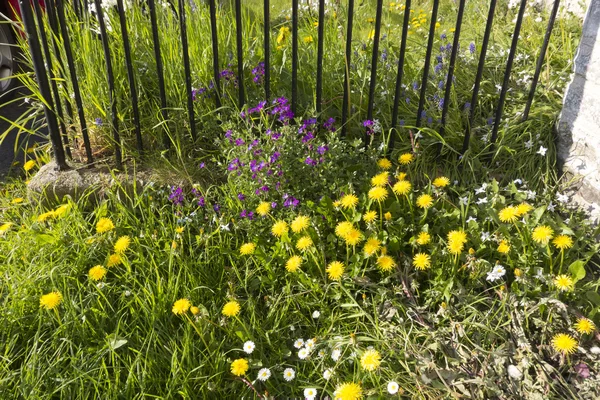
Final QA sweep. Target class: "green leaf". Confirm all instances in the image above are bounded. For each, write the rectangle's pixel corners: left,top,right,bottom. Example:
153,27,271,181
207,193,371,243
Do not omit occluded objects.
586,291,600,306
531,206,546,226
568,260,586,282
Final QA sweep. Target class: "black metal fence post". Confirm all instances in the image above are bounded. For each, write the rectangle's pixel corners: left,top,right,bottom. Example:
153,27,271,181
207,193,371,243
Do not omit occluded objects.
415,0,440,128
235,0,245,108
291,0,298,116
178,0,197,142
366,0,384,143
391,0,411,136
316,0,325,115
341,0,355,135
209,0,221,108
264,0,270,101
148,0,170,149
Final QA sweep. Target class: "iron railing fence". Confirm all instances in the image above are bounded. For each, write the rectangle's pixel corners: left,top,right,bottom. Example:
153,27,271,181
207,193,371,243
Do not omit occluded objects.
16,0,561,170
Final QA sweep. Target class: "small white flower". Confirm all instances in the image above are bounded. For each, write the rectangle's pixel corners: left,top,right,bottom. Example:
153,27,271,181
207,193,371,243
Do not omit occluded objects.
305,338,316,350
513,179,523,185
220,223,230,231
486,265,506,282
564,218,571,224
524,140,533,149
547,202,556,212
475,183,487,194
331,348,342,361
507,364,523,380
590,346,600,355
318,349,326,358
312,310,321,319
294,338,305,349
556,192,569,203
243,341,255,354
476,197,488,205
257,368,271,381
282,368,295,381
323,368,333,380
480,232,491,242
466,216,477,223
537,146,547,156
124,290,131,297
535,16,542,22
459,196,469,205
304,388,318,400
298,348,309,359
526,190,536,200
387,381,400,394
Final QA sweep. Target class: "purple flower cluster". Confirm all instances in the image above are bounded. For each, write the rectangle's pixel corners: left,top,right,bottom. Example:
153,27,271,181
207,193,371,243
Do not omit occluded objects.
192,87,209,101
191,188,206,207
219,67,238,87
323,117,336,132
469,42,476,55
252,62,265,84
282,193,300,208
240,209,255,220
271,97,294,123
169,186,184,205
363,119,375,136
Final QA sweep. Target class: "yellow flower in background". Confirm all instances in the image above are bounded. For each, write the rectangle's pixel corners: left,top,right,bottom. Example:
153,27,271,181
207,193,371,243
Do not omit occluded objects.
432,177,450,188
397,172,407,180
416,231,431,245
291,215,310,233
371,172,389,187
256,202,271,216
377,158,392,170
96,218,115,234
447,230,467,254
107,253,122,267
37,211,56,222
286,255,302,272
190,306,200,315
222,300,241,317
53,204,70,217
363,211,377,223
271,220,289,237
368,186,388,202
416,194,433,209
363,238,381,257
172,298,192,315
175,226,184,234
514,268,523,278
335,221,354,238
88,265,107,281
327,261,345,280
551,333,578,355
399,153,414,165
240,243,256,255
230,358,249,376
333,200,342,208
392,180,412,196
296,236,313,251
360,349,381,371
40,291,62,310
277,26,291,44
334,382,362,400
11,198,24,204
532,225,553,245
114,236,131,254
498,206,519,223
497,240,510,254
0,222,12,234
368,29,375,40
553,274,574,292
23,160,36,172
575,318,596,335
552,235,573,250
516,202,533,216
377,255,395,272
413,253,431,270
384,212,392,221
340,194,359,210
303,35,313,43
344,229,363,246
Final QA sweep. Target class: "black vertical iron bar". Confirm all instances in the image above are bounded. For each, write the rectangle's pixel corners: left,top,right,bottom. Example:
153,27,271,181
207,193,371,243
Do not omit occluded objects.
415,0,440,127
391,0,411,129
341,0,355,136
490,0,527,145
117,0,143,153
72,0,81,20
93,0,122,169
438,0,466,152
461,0,496,154
32,0,71,159
366,0,383,143
264,0,270,101
18,0,67,169
55,0,93,164
148,0,170,149
522,0,560,121
209,0,221,108
178,0,197,142
235,0,245,108
291,0,298,116
315,0,325,114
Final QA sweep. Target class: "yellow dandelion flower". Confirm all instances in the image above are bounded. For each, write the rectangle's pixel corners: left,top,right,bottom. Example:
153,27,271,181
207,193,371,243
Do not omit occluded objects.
256,202,271,216
447,230,467,254
552,235,573,250
285,255,302,272
88,265,107,281
190,306,200,315
96,218,115,234
37,211,56,222
114,236,131,254
12,197,24,204
40,291,62,310
368,186,388,202
497,240,510,254
327,261,345,280
296,235,313,251
360,349,381,371
574,318,596,335
377,255,396,272
230,358,249,376
416,231,431,245
291,215,310,233
0,222,12,233
392,180,411,196
553,274,574,292
303,35,313,43
23,160,36,172
277,26,291,44
551,333,578,355
340,194,359,210
53,204,70,218
222,300,241,317
413,253,431,270
344,228,363,246
371,172,390,187
107,253,122,267
240,243,256,255
399,153,414,165
498,206,519,223
335,221,354,238
363,238,381,257
432,176,450,188
384,212,392,221
416,194,434,209
532,225,553,245
516,202,533,216
175,226,184,234
514,268,523,278
172,298,192,315
334,382,363,400
377,158,392,170
363,210,377,223
272,220,289,237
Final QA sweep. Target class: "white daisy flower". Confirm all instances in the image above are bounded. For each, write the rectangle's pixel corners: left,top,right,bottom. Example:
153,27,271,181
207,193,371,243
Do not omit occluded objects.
387,381,400,394
304,388,317,400
318,349,326,358
323,368,333,380
312,310,321,319
298,348,309,359
331,348,342,361
305,338,316,350
283,368,295,381
257,368,271,381
293,338,305,349
243,341,255,354
486,265,506,282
